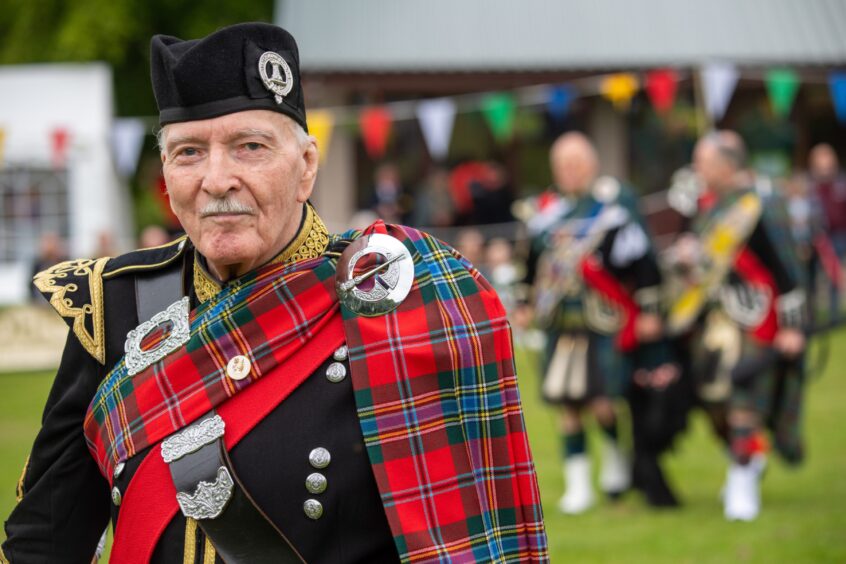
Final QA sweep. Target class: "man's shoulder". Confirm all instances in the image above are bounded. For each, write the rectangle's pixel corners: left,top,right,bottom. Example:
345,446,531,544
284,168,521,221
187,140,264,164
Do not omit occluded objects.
33,236,189,363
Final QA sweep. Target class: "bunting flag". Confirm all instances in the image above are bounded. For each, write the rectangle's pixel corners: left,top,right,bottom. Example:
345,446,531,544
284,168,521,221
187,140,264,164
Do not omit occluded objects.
701,62,739,122
547,84,576,120
416,97,456,161
645,69,679,114
600,73,639,110
829,72,846,124
308,110,335,163
765,69,800,119
112,118,146,177
50,128,70,169
359,106,392,159
481,92,517,144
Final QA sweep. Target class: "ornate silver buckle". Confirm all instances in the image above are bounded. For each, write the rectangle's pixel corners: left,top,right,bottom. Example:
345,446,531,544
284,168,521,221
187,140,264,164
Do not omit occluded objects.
124,297,191,376
161,415,225,464
336,234,414,317
175,466,234,520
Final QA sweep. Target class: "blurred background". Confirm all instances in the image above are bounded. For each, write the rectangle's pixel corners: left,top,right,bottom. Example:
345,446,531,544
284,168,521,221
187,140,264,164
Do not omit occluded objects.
0,0,845,561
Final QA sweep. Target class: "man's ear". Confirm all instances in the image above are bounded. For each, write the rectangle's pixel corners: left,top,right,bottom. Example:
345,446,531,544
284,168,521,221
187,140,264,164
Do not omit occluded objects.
297,138,319,202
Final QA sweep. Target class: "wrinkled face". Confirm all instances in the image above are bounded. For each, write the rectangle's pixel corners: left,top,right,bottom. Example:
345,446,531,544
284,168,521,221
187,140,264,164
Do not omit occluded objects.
161,110,317,280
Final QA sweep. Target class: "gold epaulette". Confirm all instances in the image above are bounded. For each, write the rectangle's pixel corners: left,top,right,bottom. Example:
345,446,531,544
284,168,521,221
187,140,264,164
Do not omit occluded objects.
33,236,188,364
33,257,110,364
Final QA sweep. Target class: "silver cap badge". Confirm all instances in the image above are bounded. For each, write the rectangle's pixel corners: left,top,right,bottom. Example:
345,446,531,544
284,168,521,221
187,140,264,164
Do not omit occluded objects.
336,234,414,317
258,51,293,104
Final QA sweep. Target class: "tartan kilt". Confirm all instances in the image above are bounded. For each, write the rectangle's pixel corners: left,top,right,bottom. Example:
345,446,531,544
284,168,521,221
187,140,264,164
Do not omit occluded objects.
541,329,631,405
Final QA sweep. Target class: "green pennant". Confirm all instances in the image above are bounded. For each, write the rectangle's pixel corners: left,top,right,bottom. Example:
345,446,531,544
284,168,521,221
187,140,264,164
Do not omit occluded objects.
481,93,516,144
765,69,800,119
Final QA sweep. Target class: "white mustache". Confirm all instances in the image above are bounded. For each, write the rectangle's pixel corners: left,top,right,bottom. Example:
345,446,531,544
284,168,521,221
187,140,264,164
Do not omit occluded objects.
200,198,255,217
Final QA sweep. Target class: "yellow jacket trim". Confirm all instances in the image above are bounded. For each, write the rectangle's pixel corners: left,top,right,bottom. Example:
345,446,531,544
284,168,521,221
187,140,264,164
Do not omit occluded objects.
33,257,109,364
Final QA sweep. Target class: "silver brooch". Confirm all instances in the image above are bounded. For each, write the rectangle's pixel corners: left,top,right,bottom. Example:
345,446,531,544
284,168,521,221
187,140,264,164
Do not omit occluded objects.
258,51,293,104
161,415,225,464
336,234,414,317
124,297,191,376
176,466,234,520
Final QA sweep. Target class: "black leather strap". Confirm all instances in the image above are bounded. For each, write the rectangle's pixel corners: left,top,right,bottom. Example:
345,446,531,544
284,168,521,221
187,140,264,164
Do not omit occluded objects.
135,265,185,324
166,413,306,564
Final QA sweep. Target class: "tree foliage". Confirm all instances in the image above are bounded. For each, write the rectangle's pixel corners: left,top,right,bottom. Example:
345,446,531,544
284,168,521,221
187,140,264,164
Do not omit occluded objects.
0,0,274,115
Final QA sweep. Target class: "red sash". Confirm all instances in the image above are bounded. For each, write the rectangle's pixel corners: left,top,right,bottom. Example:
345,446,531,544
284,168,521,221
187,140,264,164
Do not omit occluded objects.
110,314,344,562
580,255,640,351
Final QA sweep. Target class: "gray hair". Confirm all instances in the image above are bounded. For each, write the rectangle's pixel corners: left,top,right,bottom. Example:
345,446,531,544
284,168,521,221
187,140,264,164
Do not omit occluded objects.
156,114,310,153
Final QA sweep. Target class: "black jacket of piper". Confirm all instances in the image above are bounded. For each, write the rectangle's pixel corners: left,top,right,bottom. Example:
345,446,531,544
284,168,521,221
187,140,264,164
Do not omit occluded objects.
2,237,399,564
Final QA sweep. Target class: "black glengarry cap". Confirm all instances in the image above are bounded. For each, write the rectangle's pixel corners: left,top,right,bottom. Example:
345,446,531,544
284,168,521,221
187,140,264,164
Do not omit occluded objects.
151,22,307,131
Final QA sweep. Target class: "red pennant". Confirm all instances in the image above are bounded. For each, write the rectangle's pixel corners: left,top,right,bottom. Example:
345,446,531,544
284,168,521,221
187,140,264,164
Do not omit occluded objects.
51,127,70,168
645,69,678,114
359,106,392,159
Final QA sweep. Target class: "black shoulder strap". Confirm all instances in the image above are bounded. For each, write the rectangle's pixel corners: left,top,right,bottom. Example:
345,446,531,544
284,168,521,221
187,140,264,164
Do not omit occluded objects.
135,262,185,324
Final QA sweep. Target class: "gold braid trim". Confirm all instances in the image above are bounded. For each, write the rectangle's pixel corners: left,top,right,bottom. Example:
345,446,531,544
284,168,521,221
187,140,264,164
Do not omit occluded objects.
0,546,8,563
193,204,330,303
15,455,29,503
33,257,110,364
203,537,216,564
183,518,198,564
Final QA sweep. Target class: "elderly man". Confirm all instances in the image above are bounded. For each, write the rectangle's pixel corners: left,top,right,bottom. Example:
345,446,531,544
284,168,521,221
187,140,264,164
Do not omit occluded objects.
3,24,547,563
668,131,806,521
522,132,673,513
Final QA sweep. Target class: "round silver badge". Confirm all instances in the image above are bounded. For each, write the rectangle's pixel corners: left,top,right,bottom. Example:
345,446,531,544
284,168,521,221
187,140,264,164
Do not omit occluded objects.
258,51,293,104
309,447,331,469
333,345,349,361
336,234,414,317
226,355,251,381
325,362,347,383
111,486,122,506
305,472,328,494
303,499,324,520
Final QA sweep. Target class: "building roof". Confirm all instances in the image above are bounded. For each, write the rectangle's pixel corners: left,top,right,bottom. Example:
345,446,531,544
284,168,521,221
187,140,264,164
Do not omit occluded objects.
276,0,846,72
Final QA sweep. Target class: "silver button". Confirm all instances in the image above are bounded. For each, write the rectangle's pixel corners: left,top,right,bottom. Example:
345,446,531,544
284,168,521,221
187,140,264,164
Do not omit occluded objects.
305,472,328,494
303,499,323,520
226,355,251,381
333,345,349,361
308,447,331,469
113,461,126,480
111,486,122,506
325,362,347,383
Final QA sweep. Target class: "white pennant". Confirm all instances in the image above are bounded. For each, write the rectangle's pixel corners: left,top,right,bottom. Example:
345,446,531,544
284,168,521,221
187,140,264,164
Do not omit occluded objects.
416,98,456,161
701,62,739,123
111,118,147,177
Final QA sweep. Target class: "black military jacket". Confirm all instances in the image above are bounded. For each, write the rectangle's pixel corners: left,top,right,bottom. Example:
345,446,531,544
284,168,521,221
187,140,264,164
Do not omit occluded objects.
3,232,399,563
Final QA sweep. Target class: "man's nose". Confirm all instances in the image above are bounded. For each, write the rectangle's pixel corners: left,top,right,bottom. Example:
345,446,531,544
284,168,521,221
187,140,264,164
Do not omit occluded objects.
201,148,239,197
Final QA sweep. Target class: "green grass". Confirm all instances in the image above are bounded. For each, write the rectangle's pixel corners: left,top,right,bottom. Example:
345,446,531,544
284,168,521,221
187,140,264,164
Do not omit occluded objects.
1,333,845,562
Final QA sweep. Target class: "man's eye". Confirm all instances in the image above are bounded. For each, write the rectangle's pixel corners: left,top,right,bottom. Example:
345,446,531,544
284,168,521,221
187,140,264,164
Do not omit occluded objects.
244,142,263,151
177,147,198,157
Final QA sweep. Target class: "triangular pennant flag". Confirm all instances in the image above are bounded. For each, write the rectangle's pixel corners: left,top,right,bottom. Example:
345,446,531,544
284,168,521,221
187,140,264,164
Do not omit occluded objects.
50,127,71,169
416,97,456,162
701,62,739,122
600,73,640,110
646,69,679,114
359,106,392,159
547,84,576,120
481,93,517,144
308,110,335,163
828,72,846,124
111,118,146,177
765,69,800,119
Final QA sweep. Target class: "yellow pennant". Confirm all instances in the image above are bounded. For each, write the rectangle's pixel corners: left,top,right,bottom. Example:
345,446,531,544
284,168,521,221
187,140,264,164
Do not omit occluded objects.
600,73,640,110
308,110,334,164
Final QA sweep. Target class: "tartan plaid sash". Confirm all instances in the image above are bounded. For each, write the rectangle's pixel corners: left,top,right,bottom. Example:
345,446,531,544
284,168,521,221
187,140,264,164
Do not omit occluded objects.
83,252,340,478
85,222,548,563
